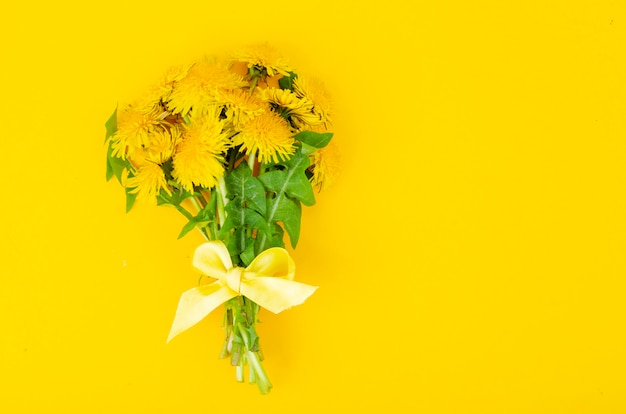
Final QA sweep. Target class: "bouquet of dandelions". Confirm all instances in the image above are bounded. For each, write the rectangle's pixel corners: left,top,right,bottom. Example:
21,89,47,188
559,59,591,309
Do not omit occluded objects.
103,44,338,394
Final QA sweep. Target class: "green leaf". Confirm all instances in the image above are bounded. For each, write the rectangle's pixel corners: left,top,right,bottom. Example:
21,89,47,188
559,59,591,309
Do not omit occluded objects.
106,140,131,183
224,230,243,257
224,230,257,266
270,196,302,248
256,170,285,194
178,219,212,239
125,188,137,213
293,130,333,149
177,199,216,239
254,223,285,252
220,199,271,254
268,223,285,248
104,105,118,142
106,151,114,181
259,150,315,206
157,187,197,206
278,71,298,91
178,219,201,239
104,105,133,183
225,163,266,215
255,147,316,252
299,142,318,156
220,162,274,259
239,240,256,266
221,201,269,234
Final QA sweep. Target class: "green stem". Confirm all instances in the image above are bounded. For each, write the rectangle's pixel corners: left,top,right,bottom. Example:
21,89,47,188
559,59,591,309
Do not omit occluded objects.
195,192,208,208
186,197,211,240
226,146,239,173
246,350,272,393
174,204,194,221
236,362,244,383
247,151,256,173
189,195,203,212
249,75,259,93
223,297,271,393
235,322,271,393
215,176,228,227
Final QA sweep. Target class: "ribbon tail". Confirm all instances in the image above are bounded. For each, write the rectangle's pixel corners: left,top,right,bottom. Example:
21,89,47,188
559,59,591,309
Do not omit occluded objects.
241,277,318,314
167,282,237,343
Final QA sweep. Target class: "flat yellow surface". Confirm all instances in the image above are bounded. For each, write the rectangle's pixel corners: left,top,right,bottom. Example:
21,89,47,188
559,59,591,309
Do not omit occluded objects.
1,1,625,412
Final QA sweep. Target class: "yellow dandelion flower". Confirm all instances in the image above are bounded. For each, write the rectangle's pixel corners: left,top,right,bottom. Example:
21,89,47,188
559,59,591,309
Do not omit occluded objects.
309,139,340,192
143,126,181,164
110,104,163,160
233,43,292,77
145,64,191,104
167,59,246,116
124,162,170,203
290,110,327,130
220,88,265,130
257,87,321,129
172,110,230,191
257,87,312,112
293,75,332,128
234,110,295,164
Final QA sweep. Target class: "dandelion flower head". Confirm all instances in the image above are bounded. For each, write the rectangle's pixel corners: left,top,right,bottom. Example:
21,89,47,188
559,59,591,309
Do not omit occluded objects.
124,162,170,203
234,43,292,78
168,59,246,116
172,109,230,191
220,88,266,131
293,75,332,128
309,138,340,192
110,104,164,160
233,110,295,164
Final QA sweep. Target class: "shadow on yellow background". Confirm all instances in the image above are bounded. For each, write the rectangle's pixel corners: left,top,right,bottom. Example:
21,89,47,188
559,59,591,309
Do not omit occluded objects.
1,1,625,412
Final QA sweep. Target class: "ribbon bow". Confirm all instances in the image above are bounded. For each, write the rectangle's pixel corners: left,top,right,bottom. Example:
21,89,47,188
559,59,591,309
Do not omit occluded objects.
167,241,318,343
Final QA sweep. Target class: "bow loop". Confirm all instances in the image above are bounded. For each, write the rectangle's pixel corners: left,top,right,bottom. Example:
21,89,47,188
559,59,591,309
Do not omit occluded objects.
192,241,232,279
246,247,295,280
167,241,317,343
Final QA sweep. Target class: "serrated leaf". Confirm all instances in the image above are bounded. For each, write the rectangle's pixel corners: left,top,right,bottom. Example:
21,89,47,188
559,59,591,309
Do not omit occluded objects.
285,150,315,206
225,230,243,256
271,196,302,248
240,241,256,266
255,148,316,252
255,223,285,252
259,150,315,206
293,130,333,149
220,198,271,256
225,163,266,215
268,223,285,248
257,170,286,194
285,171,315,207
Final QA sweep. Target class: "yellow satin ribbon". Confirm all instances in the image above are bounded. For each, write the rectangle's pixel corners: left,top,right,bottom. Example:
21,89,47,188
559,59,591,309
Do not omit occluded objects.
167,241,318,343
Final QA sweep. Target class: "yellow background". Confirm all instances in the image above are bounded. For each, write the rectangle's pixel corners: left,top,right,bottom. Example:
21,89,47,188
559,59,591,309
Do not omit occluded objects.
1,1,625,412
